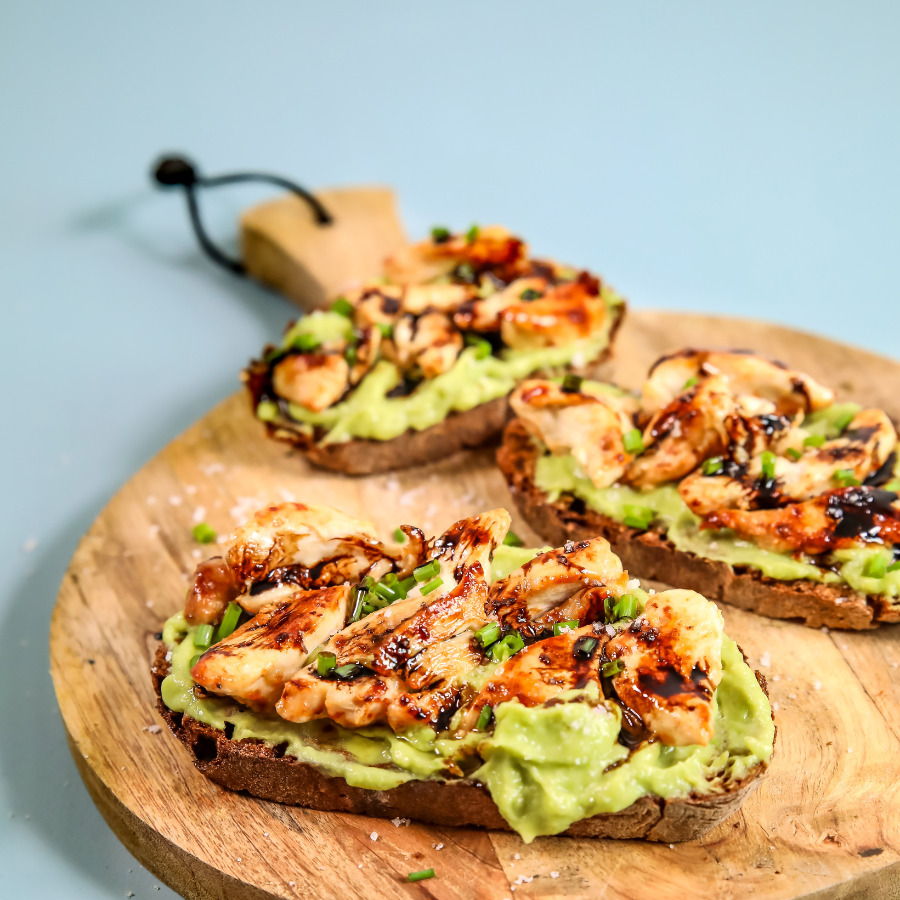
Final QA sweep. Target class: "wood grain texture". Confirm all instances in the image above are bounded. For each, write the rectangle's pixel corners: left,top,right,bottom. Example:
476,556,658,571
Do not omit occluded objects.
241,186,407,311
50,311,900,900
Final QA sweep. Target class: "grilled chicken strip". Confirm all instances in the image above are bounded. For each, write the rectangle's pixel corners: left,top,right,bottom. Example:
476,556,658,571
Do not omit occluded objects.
190,584,350,712
184,557,240,626
511,380,638,489
390,311,464,378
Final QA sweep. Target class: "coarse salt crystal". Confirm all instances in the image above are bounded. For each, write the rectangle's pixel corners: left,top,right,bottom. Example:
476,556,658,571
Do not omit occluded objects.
759,652,771,668
626,578,640,591
186,485,197,495
370,831,378,841
514,853,520,859
813,681,822,690
192,506,206,523
168,495,182,507
391,817,410,827
550,871,559,878
142,725,161,734
772,701,780,712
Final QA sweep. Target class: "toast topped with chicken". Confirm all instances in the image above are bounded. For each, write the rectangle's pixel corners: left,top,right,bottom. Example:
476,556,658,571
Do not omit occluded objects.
153,502,773,842
498,349,900,629
243,225,625,474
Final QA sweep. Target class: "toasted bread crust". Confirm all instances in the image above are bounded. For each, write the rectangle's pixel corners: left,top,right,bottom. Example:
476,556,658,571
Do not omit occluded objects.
497,419,900,630
152,645,768,841
245,306,625,475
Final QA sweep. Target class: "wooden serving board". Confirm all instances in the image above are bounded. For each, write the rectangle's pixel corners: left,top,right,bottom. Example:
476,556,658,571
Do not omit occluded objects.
51,311,900,900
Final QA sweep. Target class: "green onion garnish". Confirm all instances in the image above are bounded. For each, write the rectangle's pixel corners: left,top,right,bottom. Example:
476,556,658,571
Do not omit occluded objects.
256,400,280,422
760,450,776,481
397,575,417,597
473,339,491,360
420,576,444,595
293,333,321,353
317,653,337,676
215,601,242,642
193,624,215,650
344,344,358,366
475,704,492,731
601,659,625,677
519,288,542,301
683,376,699,390
407,869,436,883
553,620,578,635
490,632,525,662
334,664,361,679
373,581,400,602
503,530,524,547
454,261,476,282
833,468,860,487
474,622,501,648
331,296,354,317
350,585,368,622
561,373,583,394
702,456,725,476
575,636,598,657
623,504,653,531
465,224,480,243
393,528,406,543
431,226,451,243
884,480,900,493
833,409,856,432
192,522,217,544
785,447,802,461
189,654,202,670
887,560,900,574
803,434,826,448
613,594,639,619
413,560,440,582
863,555,889,579
377,322,393,339
623,428,645,455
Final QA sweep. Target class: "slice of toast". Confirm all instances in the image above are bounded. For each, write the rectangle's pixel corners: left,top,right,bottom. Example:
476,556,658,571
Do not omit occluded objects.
151,645,770,842
498,419,899,629
244,306,624,475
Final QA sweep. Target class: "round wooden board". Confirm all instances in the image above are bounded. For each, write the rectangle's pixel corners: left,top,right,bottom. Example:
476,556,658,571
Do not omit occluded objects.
51,311,900,900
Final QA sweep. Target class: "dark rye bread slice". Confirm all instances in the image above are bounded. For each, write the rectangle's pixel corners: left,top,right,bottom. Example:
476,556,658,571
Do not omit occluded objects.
245,305,625,475
152,645,770,842
498,419,900,631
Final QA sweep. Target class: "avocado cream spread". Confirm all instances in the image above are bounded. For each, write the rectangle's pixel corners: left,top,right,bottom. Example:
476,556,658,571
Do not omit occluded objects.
534,400,900,601
160,607,773,841
261,293,622,444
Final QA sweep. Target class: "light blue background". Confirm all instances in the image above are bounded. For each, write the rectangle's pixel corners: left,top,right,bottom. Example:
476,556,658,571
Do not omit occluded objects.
1,2,898,897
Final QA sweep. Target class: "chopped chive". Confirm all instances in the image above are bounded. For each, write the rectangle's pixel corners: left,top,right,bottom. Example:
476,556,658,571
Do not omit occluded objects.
215,601,242,642
702,456,725,476
884,480,900,493
366,592,390,610
519,287,542,301
344,344,358,366
256,400,280,423
407,868,436,883
192,522,217,544
331,296,354,317
317,653,337,676
465,224,480,243
472,339,492,360
475,704,493,731
833,468,860,488
431,226,451,243
575,636,598,658
413,560,440,582
601,659,625,677
377,322,393,339
785,447,803,461
373,581,400,602
561,373,583,394
683,376,699,390
490,632,525,662
553,620,579,635
350,585,368,622
887,560,900,574
623,428,645,455
420,576,444,595
475,622,501,648
360,601,377,617
193,624,215,650
334,663,362,679
292,333,321,353
362,575,376,589
864,555,889,579
393,527,406,543
603,594,617,622
623,504,653,531
760,450,776,481
189,654,202,670
454,261,476,283
833,409,856,432
803,434,826,448
503,530,524,547
613,594,639,619
397,576,417,596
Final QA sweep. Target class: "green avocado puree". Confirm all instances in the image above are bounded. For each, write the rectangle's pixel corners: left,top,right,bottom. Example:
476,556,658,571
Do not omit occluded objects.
534,401,900,600
160,610,772,841
262,293,622,444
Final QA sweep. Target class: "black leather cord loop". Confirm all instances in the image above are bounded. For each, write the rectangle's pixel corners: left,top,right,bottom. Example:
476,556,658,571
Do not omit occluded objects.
151,155,333,276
